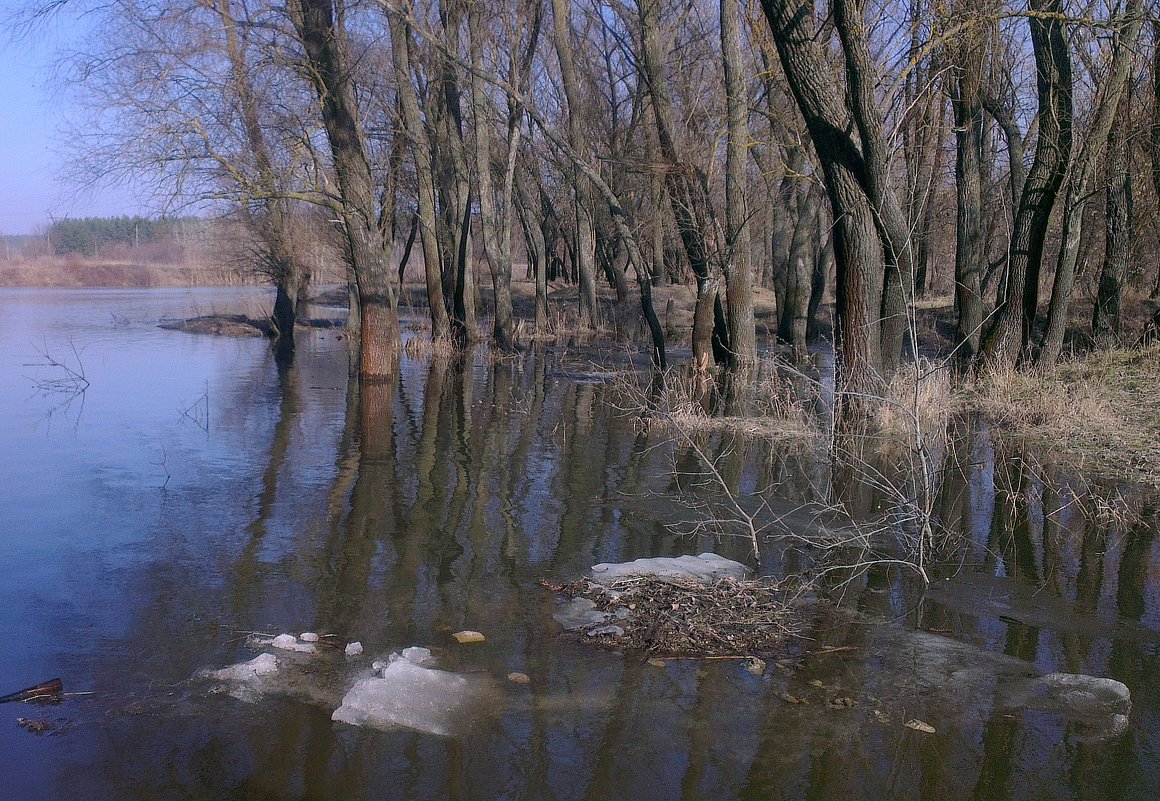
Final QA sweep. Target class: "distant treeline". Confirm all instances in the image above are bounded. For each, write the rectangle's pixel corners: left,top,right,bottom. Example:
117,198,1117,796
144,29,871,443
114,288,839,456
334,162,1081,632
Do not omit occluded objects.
45,216,200,257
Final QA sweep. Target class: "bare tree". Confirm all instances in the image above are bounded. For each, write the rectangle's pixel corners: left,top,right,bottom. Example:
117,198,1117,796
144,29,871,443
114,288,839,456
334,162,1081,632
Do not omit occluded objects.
384,0,451,342
979,0,1072,365
720,0,756,368
550,0,600,329
1037,0,1144,366
289,0,400,378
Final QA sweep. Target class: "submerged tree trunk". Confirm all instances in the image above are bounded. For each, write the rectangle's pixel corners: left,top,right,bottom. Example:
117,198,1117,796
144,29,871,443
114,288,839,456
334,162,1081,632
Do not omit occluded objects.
387,0,450,344
516,168,550,333
215,0,305,355
950,5,986,360
639,0,730,371
550,0,599,329
759,0,890,391
780,185,820,361
290,0,399,380
435,1,477,343
466,0,532,352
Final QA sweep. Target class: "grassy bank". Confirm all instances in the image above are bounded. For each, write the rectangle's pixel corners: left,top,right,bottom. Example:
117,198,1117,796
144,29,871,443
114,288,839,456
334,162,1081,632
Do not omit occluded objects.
967,346,1160,488
0,256,252,287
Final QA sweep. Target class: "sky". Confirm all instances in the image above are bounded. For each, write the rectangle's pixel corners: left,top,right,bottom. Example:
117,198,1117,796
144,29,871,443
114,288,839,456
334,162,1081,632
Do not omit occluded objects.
1,14,143,235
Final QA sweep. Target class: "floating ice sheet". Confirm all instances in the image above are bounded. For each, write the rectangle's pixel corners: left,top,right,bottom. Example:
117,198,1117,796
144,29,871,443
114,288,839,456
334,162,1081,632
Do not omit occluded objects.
589,553,750,585
332,649,486,736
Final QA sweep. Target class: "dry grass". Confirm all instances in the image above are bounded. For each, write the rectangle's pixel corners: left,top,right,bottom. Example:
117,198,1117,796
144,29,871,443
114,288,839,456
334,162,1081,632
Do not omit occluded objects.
624,361,818,442
872,359,959,457
0,256,249,287
967,345,1160,486
402,332,460,360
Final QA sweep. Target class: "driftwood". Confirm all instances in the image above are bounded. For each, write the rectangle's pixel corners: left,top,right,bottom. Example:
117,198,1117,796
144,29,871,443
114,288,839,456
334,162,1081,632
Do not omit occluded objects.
0,678,63,704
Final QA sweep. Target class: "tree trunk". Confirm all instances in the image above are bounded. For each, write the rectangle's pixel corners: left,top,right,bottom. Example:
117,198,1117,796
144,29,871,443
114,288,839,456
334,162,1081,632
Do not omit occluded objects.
980,0,1072,365
759,0,888,391
466,0,516,351
638,0,730,370
386,0,451,343
832,0,914,374
950,10,986,359
780,185,819,361
290,0,399,380
720,0,756,368
516,168,550,333
550,0,599,328
1092,108,1133,348
1152,21,1160,299
432,0,475,343
1038,0,1141,366
215,0,304,354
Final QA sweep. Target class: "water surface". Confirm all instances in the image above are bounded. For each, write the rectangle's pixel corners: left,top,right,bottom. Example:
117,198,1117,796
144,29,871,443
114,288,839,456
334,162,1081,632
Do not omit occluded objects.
0,287,1156,800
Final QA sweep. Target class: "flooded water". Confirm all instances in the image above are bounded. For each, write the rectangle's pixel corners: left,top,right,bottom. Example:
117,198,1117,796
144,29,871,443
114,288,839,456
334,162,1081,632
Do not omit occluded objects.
0,287,1156,800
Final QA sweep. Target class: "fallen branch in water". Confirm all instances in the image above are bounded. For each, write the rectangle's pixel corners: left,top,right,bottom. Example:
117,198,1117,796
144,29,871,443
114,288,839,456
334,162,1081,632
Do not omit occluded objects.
0,678,64,704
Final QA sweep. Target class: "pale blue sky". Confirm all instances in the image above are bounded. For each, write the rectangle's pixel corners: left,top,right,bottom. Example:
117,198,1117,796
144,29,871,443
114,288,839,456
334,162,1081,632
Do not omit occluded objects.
1,15,142,235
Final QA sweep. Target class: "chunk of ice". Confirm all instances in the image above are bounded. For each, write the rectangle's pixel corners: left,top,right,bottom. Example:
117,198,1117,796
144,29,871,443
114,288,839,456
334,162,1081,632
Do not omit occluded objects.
345,642,364,657
300,632,320,643
202,653,279,682
332,657,484,736
401,646,434,666
270,633,317,653
589,553,750,584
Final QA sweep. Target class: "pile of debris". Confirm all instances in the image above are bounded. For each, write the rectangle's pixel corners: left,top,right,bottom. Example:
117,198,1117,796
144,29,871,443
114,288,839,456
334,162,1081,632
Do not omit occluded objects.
550,553,807,657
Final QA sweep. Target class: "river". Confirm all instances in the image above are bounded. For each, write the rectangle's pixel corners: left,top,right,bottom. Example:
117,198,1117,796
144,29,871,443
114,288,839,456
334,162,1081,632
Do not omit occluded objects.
0,287,1155,799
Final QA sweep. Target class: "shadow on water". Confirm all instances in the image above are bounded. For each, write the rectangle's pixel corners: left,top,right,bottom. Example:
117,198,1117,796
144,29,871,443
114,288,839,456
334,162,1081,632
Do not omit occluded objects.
0,291,1157,800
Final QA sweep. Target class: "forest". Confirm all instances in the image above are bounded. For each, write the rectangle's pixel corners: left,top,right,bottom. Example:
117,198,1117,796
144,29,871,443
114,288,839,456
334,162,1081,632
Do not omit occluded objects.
48,0,1158,387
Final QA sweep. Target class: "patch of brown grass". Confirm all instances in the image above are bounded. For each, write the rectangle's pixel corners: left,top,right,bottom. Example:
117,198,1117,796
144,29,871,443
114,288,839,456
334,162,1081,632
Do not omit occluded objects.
648,362,818,442
402,332,459,360
967,346,1160,486
873,360,958,457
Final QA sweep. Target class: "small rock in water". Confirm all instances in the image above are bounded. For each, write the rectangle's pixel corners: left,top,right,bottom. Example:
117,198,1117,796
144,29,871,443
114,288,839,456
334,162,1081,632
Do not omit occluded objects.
17,718,55,735
345,642,364,657
300,632,320,643
905,719,936,734
507,672,531,684
271,634,298,649
744,657,766,676
552,597,610,630
452,631,486,644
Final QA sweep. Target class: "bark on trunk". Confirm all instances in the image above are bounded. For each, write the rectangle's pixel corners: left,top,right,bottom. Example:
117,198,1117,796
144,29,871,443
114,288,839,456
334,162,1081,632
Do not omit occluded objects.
515,168,550,333
550,0,599,328
950,9,986,359
1092,107,1133,347
639,0,730,371
1038,0,1141,366
980,0,1072,365
387,0,451,344
720,0,756,368
759,0,888,391
291,0,399,380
